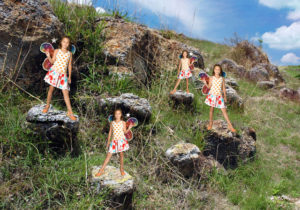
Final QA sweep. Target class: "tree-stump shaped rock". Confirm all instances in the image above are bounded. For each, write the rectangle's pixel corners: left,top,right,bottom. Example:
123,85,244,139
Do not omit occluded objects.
169,90,194,107
90,165,134,209
165,143,201,177
26,105,79,155
96,93,152,123
195,120,256,168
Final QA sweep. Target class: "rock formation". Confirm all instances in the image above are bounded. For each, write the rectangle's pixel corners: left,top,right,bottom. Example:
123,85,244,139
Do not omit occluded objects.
97,16,204,84
26,104,79,155
169,90,194,106
0,0,63,90
90,165,134,209
194,120,256,168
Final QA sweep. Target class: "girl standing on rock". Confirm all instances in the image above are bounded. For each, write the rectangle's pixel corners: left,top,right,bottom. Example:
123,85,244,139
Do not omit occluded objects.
170,50,194,94
202,64,236,132
43,36,77,121
96,109,133,176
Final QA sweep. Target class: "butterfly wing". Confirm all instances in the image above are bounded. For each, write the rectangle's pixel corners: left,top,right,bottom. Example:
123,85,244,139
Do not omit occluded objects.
202,85,210,95
127,117,138,127
70,45,76,54
125,130,133,141
40,42,54,54
222,71,227,78
42,58,52,71
108,115,113,123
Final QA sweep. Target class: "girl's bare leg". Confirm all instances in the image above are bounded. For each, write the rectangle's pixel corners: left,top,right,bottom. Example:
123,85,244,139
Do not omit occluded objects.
170,79,181,94
43,86,55,113
96,152,113,176
119,152,125,176
186,78,189,93
221,108,236,132
207,106,214,130
62,89,76,120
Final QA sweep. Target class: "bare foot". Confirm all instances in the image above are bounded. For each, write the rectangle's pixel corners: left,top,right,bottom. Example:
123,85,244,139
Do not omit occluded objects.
95,170,104,177
42,105,50,113
186,89,190,93
228,126,237,133
120,170,125,176
207,122,213,130
67,112,77,121
170,89,176,95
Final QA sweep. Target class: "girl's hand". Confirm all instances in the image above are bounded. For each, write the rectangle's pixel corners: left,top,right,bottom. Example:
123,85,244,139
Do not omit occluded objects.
46,51,51,58
68,77,71,84
128,124,133,130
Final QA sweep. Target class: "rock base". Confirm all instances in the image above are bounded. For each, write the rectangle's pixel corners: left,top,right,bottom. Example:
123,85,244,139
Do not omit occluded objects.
90,165,134,209
169,90,194,107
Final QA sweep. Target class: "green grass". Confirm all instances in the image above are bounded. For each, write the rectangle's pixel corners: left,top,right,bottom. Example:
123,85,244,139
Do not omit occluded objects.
1,1,299,209
279,65,300,89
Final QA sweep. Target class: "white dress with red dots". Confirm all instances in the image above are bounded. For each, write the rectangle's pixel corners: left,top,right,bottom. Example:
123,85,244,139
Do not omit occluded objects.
178,58,192,79
108,121,129,153
44,49,71,90
205,76,226,109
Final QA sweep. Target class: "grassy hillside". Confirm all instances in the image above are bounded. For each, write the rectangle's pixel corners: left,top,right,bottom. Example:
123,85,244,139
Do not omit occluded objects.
1,1,299,209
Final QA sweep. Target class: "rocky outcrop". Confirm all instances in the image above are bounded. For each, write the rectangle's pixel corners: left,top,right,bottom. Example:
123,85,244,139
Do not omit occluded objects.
96,93,152,122
90,165,134,209
97,16,204,83
257,81,275,89
165,143,201,177
169,91,194,106
26,104,80,155
194,120,256,168
279,87,300,103
0,0,63,90
165,143,226,178
225,78,239,90
219,59,285,86
234,40,270,67
225,86,244,109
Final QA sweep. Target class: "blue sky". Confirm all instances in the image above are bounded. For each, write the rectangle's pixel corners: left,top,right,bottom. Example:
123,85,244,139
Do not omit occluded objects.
86,0,300,66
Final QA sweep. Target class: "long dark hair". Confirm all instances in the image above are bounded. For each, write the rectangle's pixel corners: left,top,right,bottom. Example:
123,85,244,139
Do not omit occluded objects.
58,36,71,50
113,108,124,121
212,64,224,77
181,50,189,58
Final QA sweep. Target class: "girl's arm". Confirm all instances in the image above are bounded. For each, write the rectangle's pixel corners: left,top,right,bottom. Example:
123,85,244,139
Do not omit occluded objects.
177,59,182,75
123,121,133,134
222,78,227,102
106,123,112,149
68,54,72,84
207,77,212,88
46,49,58,64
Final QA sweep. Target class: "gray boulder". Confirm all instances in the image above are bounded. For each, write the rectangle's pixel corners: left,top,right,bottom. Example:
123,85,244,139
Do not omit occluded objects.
96,93,152,122
26,104,79,154
194,120,256,168
225,86,244,109
169,90,194,106
257,81,275,89
0,0,63,90
279,87,300,103
90,165,134,209
218,59,247,78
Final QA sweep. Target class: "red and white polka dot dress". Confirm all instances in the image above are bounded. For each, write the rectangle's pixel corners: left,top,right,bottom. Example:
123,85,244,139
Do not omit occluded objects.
108,121,129,153
178,58,192,79
205,76,226,109
44,49,71,90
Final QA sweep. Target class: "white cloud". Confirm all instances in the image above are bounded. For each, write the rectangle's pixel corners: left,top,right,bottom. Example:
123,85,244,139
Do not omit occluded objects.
259,0,300,20
96,7,106,14
67,0,92,5
128,0,207,35
262,21,300,50
281,53,300,64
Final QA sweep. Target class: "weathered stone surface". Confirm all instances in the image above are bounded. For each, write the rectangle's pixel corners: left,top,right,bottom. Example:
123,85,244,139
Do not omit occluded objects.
96,93,152,122
225,78,239,90
97,16,204,82
169,90,194,106
257,81,275,89
26,104,80,154
218,59,247,78
165,143,201,177
225,86,244,109
0,0,63,90
219,59,285,86
91,165,134,209
279,87,300,103
194,120,256,168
